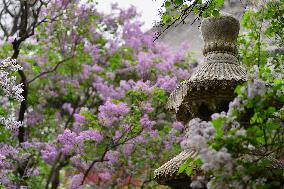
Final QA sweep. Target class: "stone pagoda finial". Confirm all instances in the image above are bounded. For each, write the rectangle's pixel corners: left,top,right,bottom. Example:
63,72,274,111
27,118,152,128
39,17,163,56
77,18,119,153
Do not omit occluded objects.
166,14,246,123
201,13,240,56
154,14,247,188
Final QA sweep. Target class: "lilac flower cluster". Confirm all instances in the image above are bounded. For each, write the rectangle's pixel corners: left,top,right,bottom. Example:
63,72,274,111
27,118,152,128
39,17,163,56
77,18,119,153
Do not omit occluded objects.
98,100,130,126
0,115,23,130
42,128,103,164
0,58,24,102
181,118,215,150
180,119,236,189
0,58,24,130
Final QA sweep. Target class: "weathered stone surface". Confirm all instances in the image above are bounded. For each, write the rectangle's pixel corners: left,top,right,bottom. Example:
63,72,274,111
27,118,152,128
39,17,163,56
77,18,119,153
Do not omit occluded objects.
154,150,198,185
166,14,246,123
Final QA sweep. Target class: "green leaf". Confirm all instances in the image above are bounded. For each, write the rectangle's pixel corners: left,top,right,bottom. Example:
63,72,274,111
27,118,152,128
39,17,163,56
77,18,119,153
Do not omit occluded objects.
165,1,171,7
216,0,225,7
234,85,242,95
162,14,171,24
174,0,183,5
194,159,203,167
202,11,210,18
0,107,6,116
192,6,198,13
250,112,263,124
212,9,220,17
212,118,224,137
185,167,193,176
267,107,276,114
178,163,187,173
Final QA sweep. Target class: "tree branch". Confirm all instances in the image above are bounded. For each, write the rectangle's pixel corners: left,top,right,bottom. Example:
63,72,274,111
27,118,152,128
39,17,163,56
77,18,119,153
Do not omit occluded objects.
28,57,73,84
153,0,199,42
81,145,109,185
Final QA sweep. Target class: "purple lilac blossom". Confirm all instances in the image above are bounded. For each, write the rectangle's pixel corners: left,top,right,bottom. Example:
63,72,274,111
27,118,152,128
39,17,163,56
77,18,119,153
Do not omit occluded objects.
70,173,84,189
98,99,130,126
76,129,103,143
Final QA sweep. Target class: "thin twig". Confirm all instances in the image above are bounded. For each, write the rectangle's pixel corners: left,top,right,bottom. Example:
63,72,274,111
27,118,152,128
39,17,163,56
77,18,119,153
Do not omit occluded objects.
28,57,73,84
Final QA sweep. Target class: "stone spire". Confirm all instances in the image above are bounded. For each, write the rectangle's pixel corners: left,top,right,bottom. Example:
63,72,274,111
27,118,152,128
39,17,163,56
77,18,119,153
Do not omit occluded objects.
154,14,247,188
166,14,246,123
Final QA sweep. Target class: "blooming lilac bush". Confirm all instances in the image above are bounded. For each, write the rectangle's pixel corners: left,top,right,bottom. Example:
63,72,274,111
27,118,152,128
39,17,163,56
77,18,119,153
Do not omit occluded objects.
0,1,194,188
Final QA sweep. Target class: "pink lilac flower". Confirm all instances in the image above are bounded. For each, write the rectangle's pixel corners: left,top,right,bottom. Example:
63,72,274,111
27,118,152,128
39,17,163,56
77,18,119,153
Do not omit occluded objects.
136,52,155,76
26,111,43,126
21,140,44,151
76,129,103,143
173,121,184,130
57,129,77,155
0,172,15,188
98,171,111,181
20,61,30,69
98,99,130,126
156,76,177,93
133,80,152,92
0,155,12,169
41,143,57,164
122,22,143,51
112,130,122,141
149,130,159,138
141,101,154,113
164,141,173,150
70,155,88,170
49,90,59,97
0,144,18,158
119,5,137,21
106,72,115,80
7,36,15,43
92,76,121,100
119,80,132,91
122,143,134,156
62,103,74,115
132,135,144,142
74,114,85,125
70,173,84,189
140,114,156,129
175,68,190,80
105,150,119,164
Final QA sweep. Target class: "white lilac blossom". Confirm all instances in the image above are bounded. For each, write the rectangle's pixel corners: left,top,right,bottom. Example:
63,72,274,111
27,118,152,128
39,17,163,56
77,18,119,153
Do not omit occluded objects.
0,58,24,130
25,168,40,177
227,96,243,116
200,148,233,174
181,118,236,189
181,118,215,150
247,78,267,99
0,115,23,130
0,58,24,102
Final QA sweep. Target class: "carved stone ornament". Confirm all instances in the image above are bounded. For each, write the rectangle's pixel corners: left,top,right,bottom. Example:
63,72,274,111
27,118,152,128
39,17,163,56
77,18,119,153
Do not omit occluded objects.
166,13,247,123
154,13,246,188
